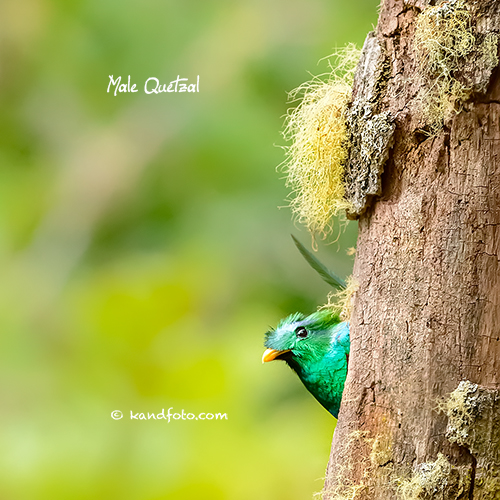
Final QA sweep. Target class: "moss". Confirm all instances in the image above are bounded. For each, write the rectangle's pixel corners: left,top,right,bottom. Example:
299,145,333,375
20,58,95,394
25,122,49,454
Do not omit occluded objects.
282,46,360,238
437,382,500,498
323,381,500,499
282,33,397,227
475,475,500,500
315,483,366,500
318,431,370,500
415,0,499,132
323,431,473,499
320,430,394,500
481,33,500,69
321,276,359,321
394,454,462,500
416,0,475,77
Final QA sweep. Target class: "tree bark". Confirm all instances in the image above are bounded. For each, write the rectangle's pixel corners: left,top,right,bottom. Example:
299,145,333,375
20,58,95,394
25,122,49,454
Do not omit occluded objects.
324,0,500,498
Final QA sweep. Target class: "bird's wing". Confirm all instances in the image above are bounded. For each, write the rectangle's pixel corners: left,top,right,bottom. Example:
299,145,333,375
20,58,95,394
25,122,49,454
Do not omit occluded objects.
292,235,347,290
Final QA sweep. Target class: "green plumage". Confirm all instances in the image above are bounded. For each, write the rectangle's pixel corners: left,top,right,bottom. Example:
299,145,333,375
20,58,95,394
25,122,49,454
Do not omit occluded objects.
264,309,350,418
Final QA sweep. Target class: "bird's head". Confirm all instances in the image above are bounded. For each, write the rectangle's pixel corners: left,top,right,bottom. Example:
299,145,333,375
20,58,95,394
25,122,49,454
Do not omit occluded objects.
263,309,342,366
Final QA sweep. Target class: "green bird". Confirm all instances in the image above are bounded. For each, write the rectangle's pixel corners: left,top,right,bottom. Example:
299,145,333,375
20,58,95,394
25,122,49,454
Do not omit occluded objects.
262,236,350,418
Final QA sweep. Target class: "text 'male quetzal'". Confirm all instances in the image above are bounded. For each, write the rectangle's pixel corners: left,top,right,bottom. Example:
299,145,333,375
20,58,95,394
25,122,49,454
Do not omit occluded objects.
262,236,350,418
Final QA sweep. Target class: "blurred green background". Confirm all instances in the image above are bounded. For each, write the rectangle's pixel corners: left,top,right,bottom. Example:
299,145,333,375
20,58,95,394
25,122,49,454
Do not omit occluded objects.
0,1,378,498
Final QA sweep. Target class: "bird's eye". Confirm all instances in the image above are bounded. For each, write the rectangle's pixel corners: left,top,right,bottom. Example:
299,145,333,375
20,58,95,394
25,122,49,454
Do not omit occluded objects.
295,326,308,338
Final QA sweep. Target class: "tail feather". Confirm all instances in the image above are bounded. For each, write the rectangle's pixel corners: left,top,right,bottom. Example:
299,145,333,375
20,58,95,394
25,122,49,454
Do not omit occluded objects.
292,235,347,290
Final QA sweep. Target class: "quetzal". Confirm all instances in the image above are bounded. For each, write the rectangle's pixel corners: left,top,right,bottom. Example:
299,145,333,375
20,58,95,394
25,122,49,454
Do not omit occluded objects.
262,236,350,418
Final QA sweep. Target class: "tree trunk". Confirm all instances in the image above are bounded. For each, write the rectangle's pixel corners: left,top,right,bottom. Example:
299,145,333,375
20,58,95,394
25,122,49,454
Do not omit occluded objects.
324,0,500,498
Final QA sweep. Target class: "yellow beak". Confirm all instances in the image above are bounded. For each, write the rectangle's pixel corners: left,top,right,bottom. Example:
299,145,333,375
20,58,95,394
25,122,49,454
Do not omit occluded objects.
262,348,291,363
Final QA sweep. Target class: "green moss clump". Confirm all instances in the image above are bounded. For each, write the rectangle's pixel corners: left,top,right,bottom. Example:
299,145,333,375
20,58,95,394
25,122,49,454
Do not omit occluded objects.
415,0,499,132
282,46,360,238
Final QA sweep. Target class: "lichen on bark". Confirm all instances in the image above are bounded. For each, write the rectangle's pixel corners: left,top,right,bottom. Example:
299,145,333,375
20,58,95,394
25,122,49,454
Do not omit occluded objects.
415,0,499,132
441,381,500,499
395,453,473,500
343,32,395,219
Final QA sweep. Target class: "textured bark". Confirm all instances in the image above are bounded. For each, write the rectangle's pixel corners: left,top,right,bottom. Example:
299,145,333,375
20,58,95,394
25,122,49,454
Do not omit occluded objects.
324,0,500,499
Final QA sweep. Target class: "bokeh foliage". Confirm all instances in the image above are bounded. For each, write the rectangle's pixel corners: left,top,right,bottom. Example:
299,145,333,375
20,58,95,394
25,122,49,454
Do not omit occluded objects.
0,0,378,498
